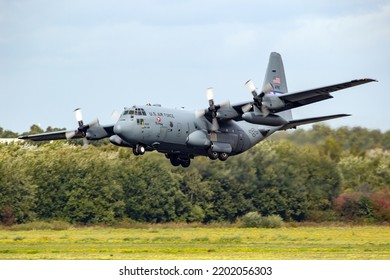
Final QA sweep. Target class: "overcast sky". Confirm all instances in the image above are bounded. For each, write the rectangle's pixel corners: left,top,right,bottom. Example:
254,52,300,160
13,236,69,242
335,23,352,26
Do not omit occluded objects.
1,0,389,133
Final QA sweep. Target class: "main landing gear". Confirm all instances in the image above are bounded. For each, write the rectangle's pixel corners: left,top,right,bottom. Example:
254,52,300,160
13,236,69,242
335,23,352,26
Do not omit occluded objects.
166,154,191,168
207,148,229,161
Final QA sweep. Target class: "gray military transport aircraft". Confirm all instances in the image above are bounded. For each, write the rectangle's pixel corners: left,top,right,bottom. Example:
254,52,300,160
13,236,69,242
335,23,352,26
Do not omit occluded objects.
19,52,376,167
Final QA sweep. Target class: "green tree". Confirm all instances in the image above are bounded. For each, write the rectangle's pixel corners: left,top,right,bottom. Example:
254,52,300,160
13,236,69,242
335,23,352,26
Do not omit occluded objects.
119,158,185,222
0,144,37,224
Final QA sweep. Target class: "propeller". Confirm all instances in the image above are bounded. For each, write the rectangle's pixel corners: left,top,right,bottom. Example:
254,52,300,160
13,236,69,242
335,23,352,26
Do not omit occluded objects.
244,80,273,115
65,108,98,148
206,87,219,131
195,87,235,131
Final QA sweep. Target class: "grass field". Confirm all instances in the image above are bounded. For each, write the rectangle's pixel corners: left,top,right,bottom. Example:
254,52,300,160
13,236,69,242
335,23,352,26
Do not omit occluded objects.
0,225,389,259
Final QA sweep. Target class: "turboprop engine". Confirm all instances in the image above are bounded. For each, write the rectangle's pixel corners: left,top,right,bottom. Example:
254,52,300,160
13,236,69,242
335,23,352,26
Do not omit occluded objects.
242,112,288,126
244,79,286,114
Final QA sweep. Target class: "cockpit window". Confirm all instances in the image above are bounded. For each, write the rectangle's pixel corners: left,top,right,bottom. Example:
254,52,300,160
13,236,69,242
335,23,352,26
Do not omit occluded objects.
122,108,146,116
134,108,146,115
122,110,135,116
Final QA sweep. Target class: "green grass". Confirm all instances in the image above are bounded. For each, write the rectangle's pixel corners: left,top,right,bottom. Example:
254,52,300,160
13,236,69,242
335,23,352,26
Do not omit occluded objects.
0,226,389,259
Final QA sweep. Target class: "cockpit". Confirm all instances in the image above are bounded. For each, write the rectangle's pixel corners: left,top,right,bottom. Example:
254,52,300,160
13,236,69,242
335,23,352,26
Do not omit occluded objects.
122,107,147,116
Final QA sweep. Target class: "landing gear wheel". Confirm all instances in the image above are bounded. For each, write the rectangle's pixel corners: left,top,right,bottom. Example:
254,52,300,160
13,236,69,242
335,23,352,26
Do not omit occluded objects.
133,144,145,156
180,159,191,168
218,152,229,161
169,156,181,167
207,148,218,160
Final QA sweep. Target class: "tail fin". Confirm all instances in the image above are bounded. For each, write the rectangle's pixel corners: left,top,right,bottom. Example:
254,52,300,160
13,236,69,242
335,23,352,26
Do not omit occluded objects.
263,52,292,120
263,52,288,93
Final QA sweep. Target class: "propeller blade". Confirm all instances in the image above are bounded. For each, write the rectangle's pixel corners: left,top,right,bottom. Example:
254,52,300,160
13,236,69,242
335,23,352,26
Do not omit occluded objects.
261,105,270,116
195,109,206,118
245,80,258,97
82,138,89,149
206,87,215,109
211,117,219,132
88,118,99,128
220,100,231,109
262,82,274,95
65,131,76,140
111,111,121,122
241,103,252,113
206,87,214,101
74,108,83,126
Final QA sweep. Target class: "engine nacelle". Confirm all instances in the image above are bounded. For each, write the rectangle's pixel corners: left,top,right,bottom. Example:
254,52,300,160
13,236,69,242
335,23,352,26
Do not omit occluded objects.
186,130,211,147
242,112,288,126
109,135,132,147
262,94,285,110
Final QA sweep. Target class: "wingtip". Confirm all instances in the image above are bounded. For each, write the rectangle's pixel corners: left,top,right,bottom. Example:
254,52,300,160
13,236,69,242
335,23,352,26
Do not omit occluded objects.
363,78,378,83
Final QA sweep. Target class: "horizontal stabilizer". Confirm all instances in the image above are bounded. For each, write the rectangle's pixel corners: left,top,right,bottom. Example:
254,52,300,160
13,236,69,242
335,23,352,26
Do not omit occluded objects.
280,114,350,130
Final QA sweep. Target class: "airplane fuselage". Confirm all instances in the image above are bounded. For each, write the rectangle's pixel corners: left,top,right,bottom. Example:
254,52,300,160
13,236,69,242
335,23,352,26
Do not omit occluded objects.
106,104,279,166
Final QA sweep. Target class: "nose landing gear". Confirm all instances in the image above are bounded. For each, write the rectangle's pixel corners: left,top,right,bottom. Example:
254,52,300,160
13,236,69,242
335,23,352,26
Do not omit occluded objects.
133,144,145,156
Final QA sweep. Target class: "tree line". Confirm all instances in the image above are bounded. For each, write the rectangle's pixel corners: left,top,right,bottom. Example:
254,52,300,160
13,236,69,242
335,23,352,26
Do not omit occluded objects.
0,124,389,225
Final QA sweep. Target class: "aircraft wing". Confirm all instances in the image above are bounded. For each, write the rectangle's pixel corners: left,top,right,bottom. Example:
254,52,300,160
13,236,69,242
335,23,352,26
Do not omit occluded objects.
19,125,115,141
19,130,82,141
279,114,350,130
216,78,376,121
273,78,377,113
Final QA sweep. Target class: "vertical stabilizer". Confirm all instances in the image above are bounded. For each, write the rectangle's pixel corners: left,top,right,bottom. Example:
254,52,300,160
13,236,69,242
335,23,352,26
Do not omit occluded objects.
263,52,292,120
263,52,288,93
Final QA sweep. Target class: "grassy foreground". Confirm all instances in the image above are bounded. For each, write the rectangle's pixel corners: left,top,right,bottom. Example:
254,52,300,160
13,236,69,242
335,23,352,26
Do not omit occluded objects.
1,225,389,260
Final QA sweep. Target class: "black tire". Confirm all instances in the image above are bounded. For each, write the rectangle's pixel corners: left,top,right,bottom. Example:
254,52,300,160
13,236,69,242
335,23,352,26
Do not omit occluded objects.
218,152,229,161
132,146,139,156
207,148,218,160
180,159,191,168
136,144,145,155
169,156,181,167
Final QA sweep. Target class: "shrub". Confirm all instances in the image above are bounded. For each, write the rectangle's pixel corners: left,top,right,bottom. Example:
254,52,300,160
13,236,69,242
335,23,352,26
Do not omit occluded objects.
241,212,262,228
260,215,284,228
241,212,284,228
